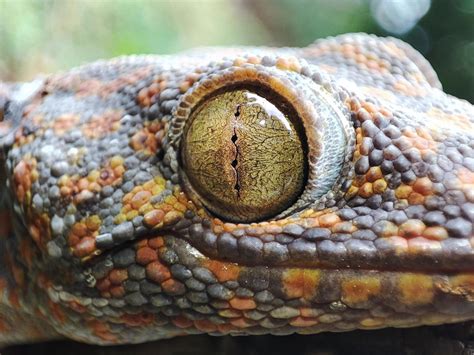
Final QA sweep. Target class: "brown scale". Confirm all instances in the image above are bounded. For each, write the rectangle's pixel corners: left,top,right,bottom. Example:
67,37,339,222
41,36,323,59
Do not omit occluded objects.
68,215,101,258
81,109,122,139
129,120,166,155
12,157,38,203
57,155,125,202
52,113,80,135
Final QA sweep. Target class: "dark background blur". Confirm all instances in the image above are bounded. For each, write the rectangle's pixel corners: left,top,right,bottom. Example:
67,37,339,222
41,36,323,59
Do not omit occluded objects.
0,0,473,102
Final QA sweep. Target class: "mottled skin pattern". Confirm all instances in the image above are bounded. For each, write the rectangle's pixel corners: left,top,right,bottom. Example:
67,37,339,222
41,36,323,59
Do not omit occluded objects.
0,33,473,346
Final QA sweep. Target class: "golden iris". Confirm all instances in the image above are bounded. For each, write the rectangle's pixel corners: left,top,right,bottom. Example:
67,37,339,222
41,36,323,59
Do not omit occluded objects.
182,89,307,222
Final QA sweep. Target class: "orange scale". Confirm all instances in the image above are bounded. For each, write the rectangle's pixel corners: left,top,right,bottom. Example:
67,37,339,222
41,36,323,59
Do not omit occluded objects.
451,274,474,294
247,56,261,65
458,168,474,184
179,81,191,94
261,224,281,234
380,108,392,117
146,261,171,283
217,323,237,333
230,317,253,328
355,53,367,64
361,102,377,114
341,277,381,305
72,237,96,257
160,204,173,213
0,317,10,332
131,190,152,210
367,60,380,70
147,84,160,97
48,300,67,324
407,192,425,205
299,217,319,228
398,274,434,306
95,278,110,292
275,58,290,70
172,316,193,329
222,223,237,233
202,260,240,282
120,313,154,327
89,321,117,342
142,181,155,192
8,289,21,309
110,286,125,298
318,213,341,228
300,308,323,318
332,221,356,234
137,88,148,103
163,211,183,225
60,186,72,197
395,185,412,199
366,167,383,182
135,239,149,248
143,209,165,228
148,236,164,249
173,202,187,213
212,225,224,234
85,216,101,231
398,219,426,238
138,203,153,216
233,57,246,67
176,192,190,204
288,61,302,73
71,223,88,237
194,320,218,332
88,182,101,193
360,318,385,328
136,247,157,265
403,128,417,138
109,269,128,285
229,298,256,311
385,236,409,252
68,234,80,247
423,226,448,240
407,237,442,253
373,179,387,194
161,279,185,295
345,186,359,199
77,178,89,191
282,269,320,300
358,183,373,198
290,316,318,327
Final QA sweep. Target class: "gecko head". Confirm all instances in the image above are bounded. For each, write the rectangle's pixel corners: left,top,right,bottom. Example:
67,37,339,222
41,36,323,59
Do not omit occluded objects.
2,36,474,343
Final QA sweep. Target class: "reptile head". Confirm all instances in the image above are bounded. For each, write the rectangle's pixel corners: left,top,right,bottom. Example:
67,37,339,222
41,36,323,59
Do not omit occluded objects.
0,33,473,344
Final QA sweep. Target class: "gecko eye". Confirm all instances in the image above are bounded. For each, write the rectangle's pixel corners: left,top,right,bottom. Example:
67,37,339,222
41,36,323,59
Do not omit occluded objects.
169,62,354,224
181,88,308,223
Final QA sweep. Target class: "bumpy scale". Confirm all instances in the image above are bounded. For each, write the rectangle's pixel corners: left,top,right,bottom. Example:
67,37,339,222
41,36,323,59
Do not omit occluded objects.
0,33,473,345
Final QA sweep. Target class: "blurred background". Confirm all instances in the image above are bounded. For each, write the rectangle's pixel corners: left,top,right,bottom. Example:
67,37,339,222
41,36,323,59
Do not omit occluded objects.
0,0,473,102
0,1,473,353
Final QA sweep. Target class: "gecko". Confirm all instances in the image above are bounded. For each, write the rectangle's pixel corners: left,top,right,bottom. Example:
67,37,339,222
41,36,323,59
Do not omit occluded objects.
0,33,473,346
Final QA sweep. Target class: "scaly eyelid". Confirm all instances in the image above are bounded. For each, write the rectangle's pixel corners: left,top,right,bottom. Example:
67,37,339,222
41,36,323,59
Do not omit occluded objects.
166,55,355,223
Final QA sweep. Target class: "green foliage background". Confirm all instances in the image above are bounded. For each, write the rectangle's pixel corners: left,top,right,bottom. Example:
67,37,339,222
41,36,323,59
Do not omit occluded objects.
0,0,472,102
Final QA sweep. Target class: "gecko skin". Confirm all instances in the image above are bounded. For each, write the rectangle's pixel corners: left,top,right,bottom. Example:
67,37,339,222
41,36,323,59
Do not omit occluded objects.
0,33,473,346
